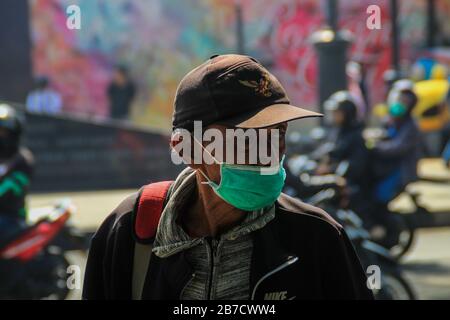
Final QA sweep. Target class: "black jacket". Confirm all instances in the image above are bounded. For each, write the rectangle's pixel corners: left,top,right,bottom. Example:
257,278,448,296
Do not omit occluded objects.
82,191,373,300
328,124,368,186
372,116,422,187
0,148,34,219
107,81,135,119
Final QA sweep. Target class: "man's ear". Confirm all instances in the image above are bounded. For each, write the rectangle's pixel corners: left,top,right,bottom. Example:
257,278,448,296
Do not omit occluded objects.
170,131,203,170
169,132,182,150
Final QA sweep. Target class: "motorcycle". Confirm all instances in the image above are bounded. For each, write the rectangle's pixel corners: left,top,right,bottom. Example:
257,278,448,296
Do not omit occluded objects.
308,188,417,300
0,199,89,299
285,154,416,260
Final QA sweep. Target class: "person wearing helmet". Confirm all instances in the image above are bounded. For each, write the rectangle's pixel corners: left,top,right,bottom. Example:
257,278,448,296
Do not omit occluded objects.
371,89,422,197
317,91,368,186
314,91,370,221
0,104,34,244
368,89,422,247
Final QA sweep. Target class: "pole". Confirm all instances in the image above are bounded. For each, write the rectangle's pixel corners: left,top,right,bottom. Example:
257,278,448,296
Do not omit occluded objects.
313,0,351,118
390,0,400,73
426,0,436,48
235,3,245,54
326,0,338,32
0,0,32,102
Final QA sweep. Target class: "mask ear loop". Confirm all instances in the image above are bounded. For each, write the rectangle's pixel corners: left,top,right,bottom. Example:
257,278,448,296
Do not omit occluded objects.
259,129,283,175
191,135,221,185
198,170,212,185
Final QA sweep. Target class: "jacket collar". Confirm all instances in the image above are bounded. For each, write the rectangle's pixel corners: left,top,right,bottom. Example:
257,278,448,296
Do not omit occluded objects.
152,167,276,258
251,202,295,273
152,167,201,258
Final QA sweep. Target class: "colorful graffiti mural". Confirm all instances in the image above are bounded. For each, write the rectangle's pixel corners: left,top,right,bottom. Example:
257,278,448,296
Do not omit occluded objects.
29,0,448,130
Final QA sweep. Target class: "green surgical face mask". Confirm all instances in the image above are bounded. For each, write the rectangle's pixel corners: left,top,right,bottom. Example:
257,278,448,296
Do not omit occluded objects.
200,156,287,212
389,102,407,118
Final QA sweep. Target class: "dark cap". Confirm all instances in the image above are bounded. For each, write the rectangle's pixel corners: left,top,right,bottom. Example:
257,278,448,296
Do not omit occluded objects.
172,54,322,131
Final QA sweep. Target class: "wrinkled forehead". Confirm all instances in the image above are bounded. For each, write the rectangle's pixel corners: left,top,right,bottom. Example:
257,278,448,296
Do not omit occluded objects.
171,122,287,146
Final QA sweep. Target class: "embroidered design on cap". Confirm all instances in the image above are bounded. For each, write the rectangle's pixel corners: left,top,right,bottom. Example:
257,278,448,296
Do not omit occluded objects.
238,72,272,97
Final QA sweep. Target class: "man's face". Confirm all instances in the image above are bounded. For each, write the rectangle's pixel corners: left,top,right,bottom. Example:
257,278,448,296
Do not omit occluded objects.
398,94,411,111
0,128,14,158
389,94,409,119
201,122,287,185
204,122,287,164
113,70,126,85
331,109,345,127
172,122,287,185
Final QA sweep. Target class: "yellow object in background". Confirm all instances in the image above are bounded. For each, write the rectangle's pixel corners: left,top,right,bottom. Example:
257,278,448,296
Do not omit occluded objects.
430,64,448,80
413,79,449,132
373,103,389,118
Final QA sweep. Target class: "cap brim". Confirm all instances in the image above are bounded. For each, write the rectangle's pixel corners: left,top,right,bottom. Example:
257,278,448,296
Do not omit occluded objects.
221,104,323,129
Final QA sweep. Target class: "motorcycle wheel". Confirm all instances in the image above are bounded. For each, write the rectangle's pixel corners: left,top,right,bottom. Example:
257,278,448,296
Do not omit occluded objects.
19,248,70,300
355,240,416,300
39,247,71,300
374,267,417,300
388,215,416,261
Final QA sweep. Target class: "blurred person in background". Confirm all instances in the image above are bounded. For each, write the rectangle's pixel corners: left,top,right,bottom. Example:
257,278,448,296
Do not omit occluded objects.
0,104,34,244
382,69,402,100
315,91,370,221
26,76,62,114
346,62,368,122
318,91,368,184
444,138,450,167
107,65,136,120
367,88,422,246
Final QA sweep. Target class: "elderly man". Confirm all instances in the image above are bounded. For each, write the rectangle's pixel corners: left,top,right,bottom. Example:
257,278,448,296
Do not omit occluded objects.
83,54,373,300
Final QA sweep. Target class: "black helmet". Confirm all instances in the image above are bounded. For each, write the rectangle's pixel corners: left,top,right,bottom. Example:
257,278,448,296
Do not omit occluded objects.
0,104,23,157
324,91,358,126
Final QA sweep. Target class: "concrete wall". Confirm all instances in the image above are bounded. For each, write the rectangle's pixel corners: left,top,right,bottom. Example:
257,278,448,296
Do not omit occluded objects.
24,112,182,192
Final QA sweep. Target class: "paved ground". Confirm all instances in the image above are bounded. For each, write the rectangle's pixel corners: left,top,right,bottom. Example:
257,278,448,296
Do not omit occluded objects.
28,159,450,300
402,227,450,299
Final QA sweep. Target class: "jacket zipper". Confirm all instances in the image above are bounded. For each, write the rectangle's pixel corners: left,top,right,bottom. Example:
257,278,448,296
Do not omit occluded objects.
179,238,221,300
205,237,218,299
251,256,299,300
205,238,213,299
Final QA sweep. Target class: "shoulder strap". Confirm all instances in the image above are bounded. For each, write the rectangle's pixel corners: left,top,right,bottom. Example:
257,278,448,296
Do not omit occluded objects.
132,242,153,300
132,181,173,300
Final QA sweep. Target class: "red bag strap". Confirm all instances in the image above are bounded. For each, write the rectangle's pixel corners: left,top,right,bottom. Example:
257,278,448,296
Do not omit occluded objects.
133,181,173,243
